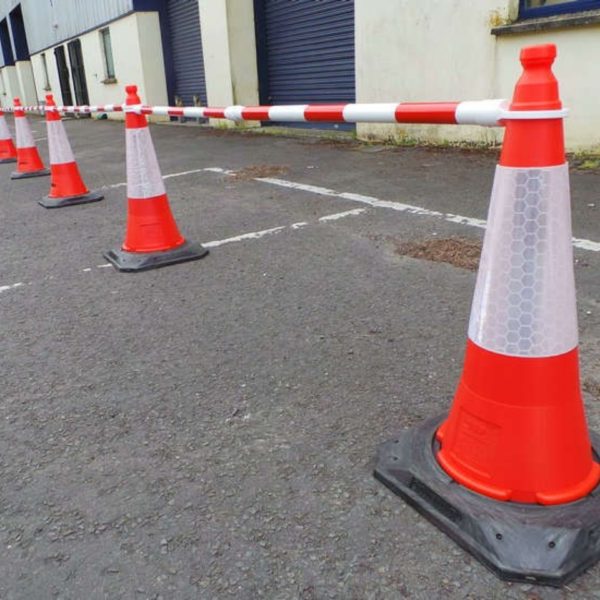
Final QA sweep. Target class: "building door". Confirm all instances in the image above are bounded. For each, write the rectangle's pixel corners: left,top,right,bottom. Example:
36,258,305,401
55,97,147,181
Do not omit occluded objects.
255,0,356,129
67,39,89,106
165,0,207,109
54,46,73,106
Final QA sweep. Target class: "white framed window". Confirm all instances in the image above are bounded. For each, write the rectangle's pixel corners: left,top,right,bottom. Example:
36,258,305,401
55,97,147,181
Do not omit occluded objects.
520,0,600,18
100,27,115,81
41,52,50,90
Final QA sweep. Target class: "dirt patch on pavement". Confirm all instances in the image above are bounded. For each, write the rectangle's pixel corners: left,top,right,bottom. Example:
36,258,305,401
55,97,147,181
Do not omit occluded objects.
394,237,483,271
230,165,289,180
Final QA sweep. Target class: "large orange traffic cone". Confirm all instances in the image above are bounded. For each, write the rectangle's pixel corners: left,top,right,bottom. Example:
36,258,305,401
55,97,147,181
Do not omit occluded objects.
103,85,208,271
11,97,50,180
0,105,17,164
39,94,104,208
374,44,600,586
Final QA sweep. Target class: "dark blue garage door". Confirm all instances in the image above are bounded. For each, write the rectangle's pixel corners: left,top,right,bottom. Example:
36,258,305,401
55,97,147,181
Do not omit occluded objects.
256,0,355,128
166,0,207,108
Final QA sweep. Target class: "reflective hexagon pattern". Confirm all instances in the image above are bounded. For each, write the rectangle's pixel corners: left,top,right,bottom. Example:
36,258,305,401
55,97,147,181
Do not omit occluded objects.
468,164,578,357
127,127,166,200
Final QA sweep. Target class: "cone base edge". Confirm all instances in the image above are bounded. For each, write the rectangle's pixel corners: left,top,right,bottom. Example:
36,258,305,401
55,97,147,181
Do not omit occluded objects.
102,240,209,272
374,414,600,587
10,168,51,180
0,157,17,164
39,191,104,209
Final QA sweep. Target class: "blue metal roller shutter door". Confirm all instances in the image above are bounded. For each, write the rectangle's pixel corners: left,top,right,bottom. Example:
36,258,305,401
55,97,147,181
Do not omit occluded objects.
166,0,207,109
262,0,355,129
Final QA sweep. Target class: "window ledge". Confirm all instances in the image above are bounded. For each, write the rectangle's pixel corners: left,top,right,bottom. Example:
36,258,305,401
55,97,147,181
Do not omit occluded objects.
101,77,118,85
492,9,600,35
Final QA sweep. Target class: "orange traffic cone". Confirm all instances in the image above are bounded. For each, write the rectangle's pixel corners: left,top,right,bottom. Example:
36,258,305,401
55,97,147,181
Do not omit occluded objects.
11,97,50,179
0,105,17,164
103,85,208,272
374,44,600,586
39,94,104,208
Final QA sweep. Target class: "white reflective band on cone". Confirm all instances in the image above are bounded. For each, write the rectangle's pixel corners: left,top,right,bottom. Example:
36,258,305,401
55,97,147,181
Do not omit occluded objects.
47,120,75,165
468,164,578,357
15,116,35,148
126,127,166,199
0,115,11,140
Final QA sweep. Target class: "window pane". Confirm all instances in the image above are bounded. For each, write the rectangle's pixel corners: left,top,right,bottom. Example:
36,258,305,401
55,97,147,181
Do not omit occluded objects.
525,0,579,5
520,0,600,17
41,52,50,88
101,29,115,79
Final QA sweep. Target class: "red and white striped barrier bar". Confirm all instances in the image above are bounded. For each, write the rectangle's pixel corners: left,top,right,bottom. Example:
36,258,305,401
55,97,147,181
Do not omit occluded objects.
132,99,568,126
136,100,515,126
4,104,124,114
5,99,569,126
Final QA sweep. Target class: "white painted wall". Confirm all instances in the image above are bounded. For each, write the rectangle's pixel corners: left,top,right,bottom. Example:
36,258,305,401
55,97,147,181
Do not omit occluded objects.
30,51,61,105
15,61,37,106
355,0,514,146
495,28,600,151
356,0,600,150
28,12,168,119
1,65,20,106
199,0,259,127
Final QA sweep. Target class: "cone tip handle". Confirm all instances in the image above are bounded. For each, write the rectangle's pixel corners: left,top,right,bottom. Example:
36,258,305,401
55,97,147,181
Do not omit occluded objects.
45,93,55,104
125,85,141,106
520,44,557,66
14,97,21,106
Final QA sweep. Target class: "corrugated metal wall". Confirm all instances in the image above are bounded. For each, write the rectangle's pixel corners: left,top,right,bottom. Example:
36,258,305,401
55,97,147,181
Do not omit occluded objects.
257,0,355,128
259,0,355,105
18,0,134,55
166,0,206,108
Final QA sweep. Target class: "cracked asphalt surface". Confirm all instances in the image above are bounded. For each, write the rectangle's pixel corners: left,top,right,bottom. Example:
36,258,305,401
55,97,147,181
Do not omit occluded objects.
1,115,600,599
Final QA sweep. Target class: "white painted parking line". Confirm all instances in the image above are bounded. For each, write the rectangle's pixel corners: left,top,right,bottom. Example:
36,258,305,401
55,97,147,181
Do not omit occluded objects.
99,167,211,191
163,168,208,180
245,175,600,253
319,208,366,222
0,282,24,294
204,225,288,248
203,208,365,248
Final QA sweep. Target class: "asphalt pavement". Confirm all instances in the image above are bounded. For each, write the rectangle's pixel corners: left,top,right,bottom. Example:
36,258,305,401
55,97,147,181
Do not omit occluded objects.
1,115,600,599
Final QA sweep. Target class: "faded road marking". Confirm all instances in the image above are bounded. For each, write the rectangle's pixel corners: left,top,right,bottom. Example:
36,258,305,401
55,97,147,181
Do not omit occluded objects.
205,168,600,253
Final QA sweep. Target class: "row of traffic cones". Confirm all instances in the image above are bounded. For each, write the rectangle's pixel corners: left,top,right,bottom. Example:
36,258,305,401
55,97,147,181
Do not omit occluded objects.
2,44,599,586
1,89,207,271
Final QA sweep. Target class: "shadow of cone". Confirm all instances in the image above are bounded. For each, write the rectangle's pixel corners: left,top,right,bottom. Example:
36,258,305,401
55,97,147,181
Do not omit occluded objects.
103,85,208,272
11,97,50,180
0,105,17,164
374,44,600,587
39,94,104,208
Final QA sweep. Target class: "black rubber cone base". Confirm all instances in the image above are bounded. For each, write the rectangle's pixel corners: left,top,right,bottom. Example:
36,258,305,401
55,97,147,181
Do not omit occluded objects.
11,168,51,180
103,240,209,272
39,190,104,209
374,415,600,587
0,157,17,164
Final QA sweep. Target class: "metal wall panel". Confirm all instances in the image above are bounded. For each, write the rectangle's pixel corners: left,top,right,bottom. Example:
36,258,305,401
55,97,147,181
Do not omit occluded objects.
17,0,134,55
260,0,355,104
258,0,355,128
165,0,206,108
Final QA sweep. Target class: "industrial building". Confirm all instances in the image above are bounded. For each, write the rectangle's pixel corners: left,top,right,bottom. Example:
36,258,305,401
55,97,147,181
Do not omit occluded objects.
0,0,597,149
